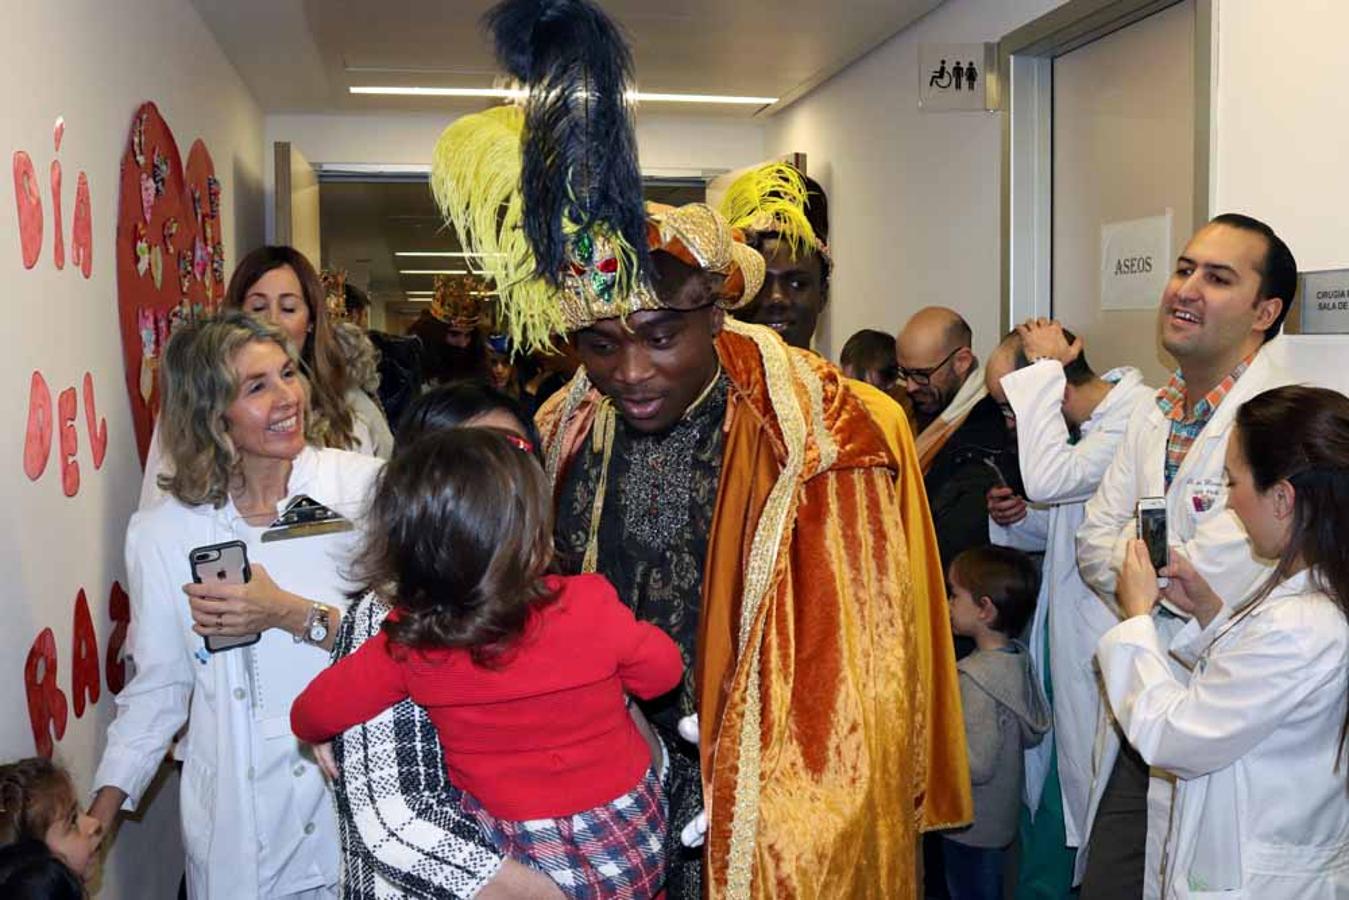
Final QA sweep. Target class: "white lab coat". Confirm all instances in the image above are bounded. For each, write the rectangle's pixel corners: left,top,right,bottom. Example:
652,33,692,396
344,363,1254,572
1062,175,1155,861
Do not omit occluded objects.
96,447,382,899
1074,347,1292,892
989,361,1151,848
1097,570,1349,898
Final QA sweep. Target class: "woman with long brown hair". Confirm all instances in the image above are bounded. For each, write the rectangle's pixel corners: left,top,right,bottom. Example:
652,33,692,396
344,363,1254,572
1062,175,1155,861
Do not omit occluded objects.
138,247,391,509
225,245,390,455
1108,384,1349,898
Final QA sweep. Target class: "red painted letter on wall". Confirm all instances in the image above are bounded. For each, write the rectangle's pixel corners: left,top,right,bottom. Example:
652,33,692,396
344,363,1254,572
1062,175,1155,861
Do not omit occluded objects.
57,386,78,497
25,629,68,758
70,589,101,717
12,151,42,269
23,371,52,481
71,172,92,279
106,581,130,695
83,373,107,469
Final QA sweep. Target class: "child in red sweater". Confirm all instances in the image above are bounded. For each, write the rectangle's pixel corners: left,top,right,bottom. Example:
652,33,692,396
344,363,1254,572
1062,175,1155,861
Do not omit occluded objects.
291,427,682,898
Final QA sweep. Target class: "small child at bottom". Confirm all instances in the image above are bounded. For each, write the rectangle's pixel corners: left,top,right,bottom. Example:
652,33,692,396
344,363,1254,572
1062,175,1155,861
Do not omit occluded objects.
943,545,1051,899
0,757,104,899
291,428,682,899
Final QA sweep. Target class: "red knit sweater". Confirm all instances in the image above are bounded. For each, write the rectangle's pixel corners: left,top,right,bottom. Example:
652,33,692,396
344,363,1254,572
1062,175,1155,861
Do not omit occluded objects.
291,573,683,819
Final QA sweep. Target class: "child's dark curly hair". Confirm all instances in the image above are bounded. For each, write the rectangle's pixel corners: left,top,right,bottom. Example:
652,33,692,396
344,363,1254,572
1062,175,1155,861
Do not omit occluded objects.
350,427,557,665
0,758,71,847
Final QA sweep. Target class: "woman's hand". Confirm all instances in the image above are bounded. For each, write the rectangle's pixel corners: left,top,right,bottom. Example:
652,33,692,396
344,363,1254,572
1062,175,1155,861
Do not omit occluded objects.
184,562,307,638
987,485,1028,526
312,742,339,781
1159,551,1225,628
1118,539,1162,619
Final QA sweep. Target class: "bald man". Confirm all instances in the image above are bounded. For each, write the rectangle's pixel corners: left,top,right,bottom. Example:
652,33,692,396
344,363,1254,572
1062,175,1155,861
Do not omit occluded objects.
896,307,1014,569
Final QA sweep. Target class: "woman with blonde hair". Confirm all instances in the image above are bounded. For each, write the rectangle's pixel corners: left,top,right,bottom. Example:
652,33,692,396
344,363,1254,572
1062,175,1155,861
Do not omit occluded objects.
91,312,382,899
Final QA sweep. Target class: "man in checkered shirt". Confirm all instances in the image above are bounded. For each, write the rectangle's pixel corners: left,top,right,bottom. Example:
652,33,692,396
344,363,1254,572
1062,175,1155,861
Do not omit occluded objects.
1075,213,1298,899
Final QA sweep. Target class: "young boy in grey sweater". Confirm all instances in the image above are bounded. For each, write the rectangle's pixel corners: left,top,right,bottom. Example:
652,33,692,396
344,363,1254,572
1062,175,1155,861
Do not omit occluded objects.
943,545,1051,899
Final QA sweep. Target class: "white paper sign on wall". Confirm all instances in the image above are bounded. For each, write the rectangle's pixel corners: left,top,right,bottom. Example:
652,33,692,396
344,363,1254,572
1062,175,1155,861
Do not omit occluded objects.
919,44,994,112
1100,211,1172,310
1298,269,1349,334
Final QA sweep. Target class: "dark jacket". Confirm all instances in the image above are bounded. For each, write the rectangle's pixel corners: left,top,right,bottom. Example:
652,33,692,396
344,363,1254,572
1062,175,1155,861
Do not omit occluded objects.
924,393,1017,569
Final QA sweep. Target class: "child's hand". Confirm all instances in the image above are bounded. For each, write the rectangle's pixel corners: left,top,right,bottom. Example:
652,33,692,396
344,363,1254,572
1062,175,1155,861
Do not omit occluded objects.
313,742,339,781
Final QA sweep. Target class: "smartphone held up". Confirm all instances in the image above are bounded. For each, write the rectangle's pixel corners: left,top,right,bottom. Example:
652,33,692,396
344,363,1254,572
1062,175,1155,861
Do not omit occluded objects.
1136,497,1170,589
190,540,261,653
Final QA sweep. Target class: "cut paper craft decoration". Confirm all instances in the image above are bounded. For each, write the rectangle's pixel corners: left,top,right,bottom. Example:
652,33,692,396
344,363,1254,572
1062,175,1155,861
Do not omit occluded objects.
185,140,224,303
116,102,224,465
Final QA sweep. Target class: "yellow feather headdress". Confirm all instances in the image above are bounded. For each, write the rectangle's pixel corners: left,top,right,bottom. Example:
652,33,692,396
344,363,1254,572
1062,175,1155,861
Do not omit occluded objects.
718,162,826,261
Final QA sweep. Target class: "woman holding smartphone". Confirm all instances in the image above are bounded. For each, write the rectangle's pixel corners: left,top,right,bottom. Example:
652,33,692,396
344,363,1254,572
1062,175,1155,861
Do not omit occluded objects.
1105,385,1349,898
91,313,382,899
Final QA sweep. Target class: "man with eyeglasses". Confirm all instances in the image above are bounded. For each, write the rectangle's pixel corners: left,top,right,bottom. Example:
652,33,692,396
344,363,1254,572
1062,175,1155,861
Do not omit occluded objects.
896,306,1015,570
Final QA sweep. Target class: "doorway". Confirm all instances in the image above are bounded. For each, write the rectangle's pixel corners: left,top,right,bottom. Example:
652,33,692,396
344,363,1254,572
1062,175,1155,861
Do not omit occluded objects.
1001,0,1212,384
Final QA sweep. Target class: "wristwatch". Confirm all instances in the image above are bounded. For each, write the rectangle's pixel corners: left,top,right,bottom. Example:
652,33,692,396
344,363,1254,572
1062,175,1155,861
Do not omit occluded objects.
295,603,331,646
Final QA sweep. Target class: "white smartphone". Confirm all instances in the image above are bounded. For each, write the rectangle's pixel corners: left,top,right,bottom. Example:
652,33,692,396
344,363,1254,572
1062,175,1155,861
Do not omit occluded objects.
1136,497,1171,589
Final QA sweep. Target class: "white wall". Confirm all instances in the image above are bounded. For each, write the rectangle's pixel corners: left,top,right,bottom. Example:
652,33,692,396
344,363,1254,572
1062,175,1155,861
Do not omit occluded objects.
0,0,264,896
264,111,767,241
1210,0,1349,273
764,0,1068,360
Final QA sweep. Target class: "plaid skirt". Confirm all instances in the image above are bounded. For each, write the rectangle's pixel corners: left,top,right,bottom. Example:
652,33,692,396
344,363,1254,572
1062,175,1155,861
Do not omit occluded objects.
463,752,669,899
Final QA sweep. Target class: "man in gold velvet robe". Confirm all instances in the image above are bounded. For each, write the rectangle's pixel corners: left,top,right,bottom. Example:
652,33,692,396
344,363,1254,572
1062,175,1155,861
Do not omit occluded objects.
719,163,972,836
535,202,936,898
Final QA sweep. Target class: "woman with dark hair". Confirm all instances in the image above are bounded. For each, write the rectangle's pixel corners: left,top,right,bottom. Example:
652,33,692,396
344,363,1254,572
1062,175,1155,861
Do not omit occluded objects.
395,381,541,452
91,313,382,898
1109,384,1349,898
139,247,391,508
226,246,389,455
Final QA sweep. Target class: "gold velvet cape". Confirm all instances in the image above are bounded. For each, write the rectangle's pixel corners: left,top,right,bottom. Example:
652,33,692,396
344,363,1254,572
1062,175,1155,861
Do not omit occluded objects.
538,321,956,897
847,380,974,833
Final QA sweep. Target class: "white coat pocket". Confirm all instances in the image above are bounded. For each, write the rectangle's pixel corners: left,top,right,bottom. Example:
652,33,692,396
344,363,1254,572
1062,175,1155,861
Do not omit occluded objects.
179,756,217,861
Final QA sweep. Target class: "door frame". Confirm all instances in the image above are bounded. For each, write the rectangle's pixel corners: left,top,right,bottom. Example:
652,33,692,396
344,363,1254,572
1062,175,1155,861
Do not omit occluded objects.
997,0,1214,330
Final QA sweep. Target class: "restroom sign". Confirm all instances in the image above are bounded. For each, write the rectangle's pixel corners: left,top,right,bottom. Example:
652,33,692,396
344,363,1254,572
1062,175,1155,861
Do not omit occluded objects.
919,43,994,111
1100,211,1172,311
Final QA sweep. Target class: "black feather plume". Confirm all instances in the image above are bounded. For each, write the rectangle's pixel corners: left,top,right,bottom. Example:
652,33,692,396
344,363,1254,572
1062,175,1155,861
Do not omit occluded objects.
485,0,650,287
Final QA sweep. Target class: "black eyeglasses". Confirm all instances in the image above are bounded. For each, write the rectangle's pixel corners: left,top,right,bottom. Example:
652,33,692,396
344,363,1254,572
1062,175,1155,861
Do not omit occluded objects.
896,346,960,386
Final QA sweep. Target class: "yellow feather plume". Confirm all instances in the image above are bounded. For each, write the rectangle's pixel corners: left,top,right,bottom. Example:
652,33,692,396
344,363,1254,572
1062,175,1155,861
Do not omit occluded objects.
430,106,567,352
718,162,820,260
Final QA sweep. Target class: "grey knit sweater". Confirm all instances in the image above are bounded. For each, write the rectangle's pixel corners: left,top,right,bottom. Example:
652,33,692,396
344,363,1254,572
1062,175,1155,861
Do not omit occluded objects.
948,641,1052,848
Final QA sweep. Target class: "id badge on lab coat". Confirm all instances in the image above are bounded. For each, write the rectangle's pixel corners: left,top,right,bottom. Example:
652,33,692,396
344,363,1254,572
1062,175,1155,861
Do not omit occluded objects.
1182,476,1227,519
